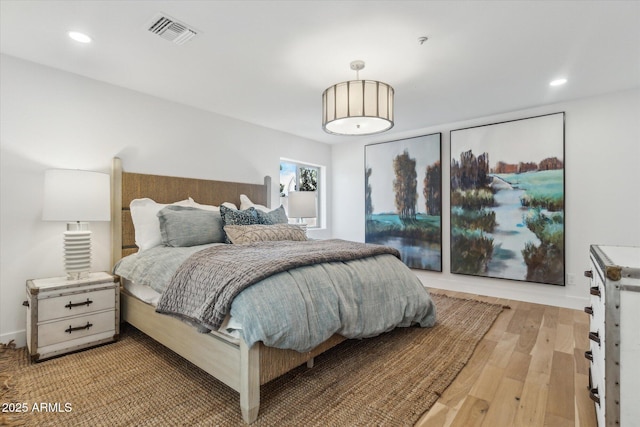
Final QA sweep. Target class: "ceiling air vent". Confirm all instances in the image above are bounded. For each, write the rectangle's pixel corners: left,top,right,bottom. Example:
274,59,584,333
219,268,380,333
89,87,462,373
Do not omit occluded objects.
148,13,197,45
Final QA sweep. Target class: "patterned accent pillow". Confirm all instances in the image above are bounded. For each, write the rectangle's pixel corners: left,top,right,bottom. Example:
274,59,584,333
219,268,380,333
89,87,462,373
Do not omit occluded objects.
224,224,307,244
157,206,225,247
219,205,260,243
256,205,288,225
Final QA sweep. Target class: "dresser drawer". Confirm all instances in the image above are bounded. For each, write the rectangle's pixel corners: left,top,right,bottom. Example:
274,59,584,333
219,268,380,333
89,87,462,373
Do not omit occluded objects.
586,264,604,325
587,297,604,333
38,310,116,347
38,288,116,322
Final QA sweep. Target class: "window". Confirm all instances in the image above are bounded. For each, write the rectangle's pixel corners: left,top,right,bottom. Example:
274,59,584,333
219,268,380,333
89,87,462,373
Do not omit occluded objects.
280,159,321,228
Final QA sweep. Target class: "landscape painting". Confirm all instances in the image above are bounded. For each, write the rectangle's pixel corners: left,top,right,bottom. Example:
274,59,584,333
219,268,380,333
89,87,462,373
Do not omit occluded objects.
450,112,565,285
365,133,442,271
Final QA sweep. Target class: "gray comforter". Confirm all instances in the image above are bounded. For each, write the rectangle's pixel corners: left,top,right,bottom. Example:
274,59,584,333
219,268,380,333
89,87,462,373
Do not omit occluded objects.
115,240,436,352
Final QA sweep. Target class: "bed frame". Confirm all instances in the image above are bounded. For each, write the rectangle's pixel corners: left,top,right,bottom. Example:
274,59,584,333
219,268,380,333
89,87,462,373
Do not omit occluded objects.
110,158,344,423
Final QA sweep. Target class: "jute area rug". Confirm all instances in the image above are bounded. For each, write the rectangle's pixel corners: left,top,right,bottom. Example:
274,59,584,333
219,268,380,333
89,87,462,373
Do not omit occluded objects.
1,294,503,426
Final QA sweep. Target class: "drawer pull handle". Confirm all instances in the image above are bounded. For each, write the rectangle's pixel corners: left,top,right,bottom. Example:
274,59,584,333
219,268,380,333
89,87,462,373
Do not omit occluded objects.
584,306,593,316
585,350,593,361
66,322,93,334
65,299,93,309
589,331,600,345
589,387,600,405
584,270,593,278
590,286,601,297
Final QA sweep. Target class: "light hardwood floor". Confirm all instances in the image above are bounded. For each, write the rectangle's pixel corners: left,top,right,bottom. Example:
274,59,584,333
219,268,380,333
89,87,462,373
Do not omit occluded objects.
417,289,596,427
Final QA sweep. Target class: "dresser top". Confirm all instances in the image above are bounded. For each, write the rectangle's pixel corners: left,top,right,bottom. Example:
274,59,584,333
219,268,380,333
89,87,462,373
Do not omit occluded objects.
594,245,640,269
591,245,640,282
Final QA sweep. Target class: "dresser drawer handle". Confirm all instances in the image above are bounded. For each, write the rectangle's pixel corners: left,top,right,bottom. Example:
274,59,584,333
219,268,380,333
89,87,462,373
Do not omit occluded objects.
584,306,593,316
584,270,593,278
589,387,600,405
65,322,93,334
590,286,601,297
584,350,593,361
589,331,600,345
65,298,93,309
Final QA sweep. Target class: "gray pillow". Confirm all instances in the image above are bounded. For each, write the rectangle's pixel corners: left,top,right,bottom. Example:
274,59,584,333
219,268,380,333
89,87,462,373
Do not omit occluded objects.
157,206,225,247
256,205,288,225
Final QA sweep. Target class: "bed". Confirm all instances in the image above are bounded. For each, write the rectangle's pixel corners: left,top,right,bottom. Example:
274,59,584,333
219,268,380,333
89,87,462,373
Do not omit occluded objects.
110,157,435,423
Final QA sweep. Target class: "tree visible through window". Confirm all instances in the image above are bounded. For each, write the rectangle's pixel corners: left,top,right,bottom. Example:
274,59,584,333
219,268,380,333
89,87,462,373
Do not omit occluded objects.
280,160,320,228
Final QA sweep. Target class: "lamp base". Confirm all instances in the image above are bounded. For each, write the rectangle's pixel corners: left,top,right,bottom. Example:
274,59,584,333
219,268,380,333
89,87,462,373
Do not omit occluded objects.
64,222,91,281
66,270,90,281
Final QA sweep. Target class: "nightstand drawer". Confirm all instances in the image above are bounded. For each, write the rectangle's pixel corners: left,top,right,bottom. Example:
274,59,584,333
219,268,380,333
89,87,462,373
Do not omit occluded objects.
38,310,116,347
38,288,116,322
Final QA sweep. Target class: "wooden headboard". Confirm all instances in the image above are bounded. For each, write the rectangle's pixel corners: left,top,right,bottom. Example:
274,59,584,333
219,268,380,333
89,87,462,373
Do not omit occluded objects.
110,157,271,265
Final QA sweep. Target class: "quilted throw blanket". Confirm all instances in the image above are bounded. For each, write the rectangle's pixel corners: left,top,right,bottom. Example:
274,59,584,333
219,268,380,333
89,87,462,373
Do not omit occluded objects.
156,239,401,332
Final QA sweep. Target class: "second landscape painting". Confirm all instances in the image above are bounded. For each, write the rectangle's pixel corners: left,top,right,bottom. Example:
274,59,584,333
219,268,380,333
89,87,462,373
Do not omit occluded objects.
450,112,565,285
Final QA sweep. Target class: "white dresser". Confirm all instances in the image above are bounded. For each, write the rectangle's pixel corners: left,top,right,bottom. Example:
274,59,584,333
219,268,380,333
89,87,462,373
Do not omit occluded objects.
585,245,640,427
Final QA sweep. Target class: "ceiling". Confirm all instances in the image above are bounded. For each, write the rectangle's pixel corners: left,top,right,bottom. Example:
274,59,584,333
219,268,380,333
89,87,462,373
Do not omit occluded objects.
1,1,639,144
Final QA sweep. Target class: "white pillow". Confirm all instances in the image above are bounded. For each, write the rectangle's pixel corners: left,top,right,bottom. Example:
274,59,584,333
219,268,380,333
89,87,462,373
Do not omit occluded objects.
189,198,219,211
189,198,237,211
240,194,269,212
129,198,192,251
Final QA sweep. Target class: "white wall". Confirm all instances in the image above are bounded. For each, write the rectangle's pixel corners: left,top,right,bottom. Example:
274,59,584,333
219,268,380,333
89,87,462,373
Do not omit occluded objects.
0,55,332,346
332,89,640,310
3,54,638,348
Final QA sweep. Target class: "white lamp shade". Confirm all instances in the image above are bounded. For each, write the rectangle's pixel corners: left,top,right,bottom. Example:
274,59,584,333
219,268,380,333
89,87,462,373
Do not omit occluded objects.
288,191,317,218
322,79,394,135
42,169,110,221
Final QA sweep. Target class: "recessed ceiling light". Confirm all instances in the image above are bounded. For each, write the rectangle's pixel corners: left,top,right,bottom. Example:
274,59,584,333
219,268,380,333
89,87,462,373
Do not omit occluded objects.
550,78,567,87
68,31,92,44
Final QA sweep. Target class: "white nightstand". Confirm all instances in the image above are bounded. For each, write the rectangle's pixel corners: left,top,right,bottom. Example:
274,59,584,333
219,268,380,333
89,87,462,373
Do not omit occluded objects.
24,271,119,361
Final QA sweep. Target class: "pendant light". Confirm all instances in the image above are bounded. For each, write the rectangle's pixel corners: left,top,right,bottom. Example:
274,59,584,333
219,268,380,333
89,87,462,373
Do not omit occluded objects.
322,60,394,136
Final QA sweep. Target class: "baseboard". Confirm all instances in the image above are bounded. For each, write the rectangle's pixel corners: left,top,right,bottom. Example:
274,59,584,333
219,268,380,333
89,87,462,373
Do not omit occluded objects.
416,273,589,311
1,329,26,348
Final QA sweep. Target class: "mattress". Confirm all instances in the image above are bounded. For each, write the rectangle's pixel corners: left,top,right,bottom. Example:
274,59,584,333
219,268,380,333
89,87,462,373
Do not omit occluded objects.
122,276,161,306
120,276,242,341
115,241,436,352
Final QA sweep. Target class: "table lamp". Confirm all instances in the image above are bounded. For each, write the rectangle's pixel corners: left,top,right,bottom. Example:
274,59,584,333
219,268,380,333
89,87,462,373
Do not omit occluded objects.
287,191,317,223
42,169,110,280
